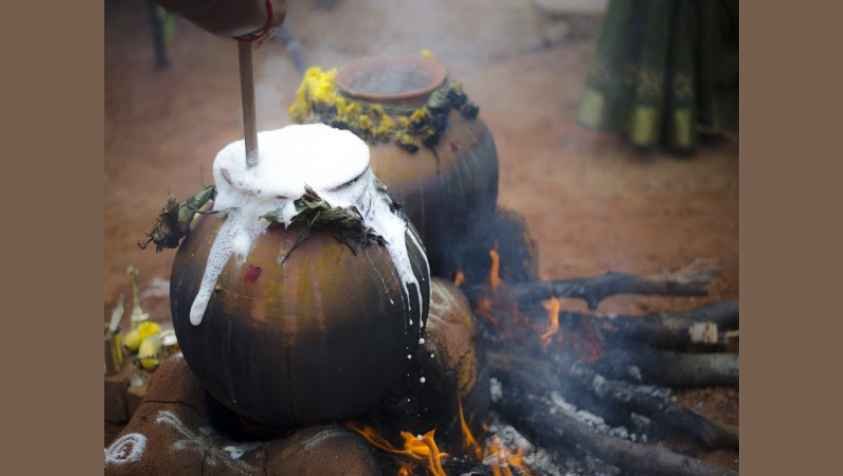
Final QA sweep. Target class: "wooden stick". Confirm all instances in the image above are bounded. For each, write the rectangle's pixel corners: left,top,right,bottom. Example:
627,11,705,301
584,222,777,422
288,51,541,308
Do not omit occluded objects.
486,349,738,450
493,382,737,476
568,362,739,450
519,300,739,350
466,270,713,311
238,40,259,168
585,347,739,388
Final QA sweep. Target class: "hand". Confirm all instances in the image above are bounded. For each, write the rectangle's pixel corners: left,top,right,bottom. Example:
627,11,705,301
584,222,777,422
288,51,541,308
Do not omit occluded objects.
155,0,286,39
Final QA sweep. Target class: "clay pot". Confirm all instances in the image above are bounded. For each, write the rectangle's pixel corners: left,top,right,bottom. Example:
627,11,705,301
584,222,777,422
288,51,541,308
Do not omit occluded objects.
156,0,287,38
334,56,500,276
170,214,430,428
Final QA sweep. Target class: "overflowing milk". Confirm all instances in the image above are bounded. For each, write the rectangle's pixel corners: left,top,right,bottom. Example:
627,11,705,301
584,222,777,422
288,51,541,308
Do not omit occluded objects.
188,124,429,329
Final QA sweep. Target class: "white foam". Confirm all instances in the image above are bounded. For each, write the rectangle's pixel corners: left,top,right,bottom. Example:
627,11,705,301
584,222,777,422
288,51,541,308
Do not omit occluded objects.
189,124,428,328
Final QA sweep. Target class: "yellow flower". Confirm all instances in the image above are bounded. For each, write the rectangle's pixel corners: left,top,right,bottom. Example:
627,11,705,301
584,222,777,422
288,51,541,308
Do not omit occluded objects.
137,334,162,370
409,107,429,125
373,114,396,138
124,321,161,352
288,67,339,121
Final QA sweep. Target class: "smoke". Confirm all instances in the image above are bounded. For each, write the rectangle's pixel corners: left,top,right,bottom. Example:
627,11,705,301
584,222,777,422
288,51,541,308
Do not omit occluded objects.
281,0,548,67
252,0,603,129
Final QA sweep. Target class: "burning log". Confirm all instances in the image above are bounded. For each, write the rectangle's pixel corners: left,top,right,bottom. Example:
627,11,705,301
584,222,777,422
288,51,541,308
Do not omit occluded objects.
489,356,737,476
486,348,737,450
585,347,738,388
520,301,739,350
588,301,738,349
493,383,737,476
467,260,719,311
568,362,739,450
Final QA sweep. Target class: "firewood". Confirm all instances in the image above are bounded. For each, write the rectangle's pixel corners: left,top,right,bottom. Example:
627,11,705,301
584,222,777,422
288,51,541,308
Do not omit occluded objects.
585,347,738,388
467,267,715,311
568,362,739,450
493,373,737,476
519,301,739,350
486,349,737,450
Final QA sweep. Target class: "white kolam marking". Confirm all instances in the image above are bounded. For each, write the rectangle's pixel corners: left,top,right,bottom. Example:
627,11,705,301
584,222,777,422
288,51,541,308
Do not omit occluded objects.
104,433,147,465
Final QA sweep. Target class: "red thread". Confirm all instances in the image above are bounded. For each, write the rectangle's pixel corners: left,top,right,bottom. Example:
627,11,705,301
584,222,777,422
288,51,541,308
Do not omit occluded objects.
236,0,274,46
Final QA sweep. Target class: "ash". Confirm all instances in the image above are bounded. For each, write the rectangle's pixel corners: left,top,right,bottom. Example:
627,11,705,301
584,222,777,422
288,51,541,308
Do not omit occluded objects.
483,412,620,476
484,412,566,476
548,391,648,443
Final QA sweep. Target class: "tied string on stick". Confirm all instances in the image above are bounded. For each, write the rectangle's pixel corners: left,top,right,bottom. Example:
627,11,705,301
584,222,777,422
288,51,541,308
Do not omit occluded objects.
234,0,276,46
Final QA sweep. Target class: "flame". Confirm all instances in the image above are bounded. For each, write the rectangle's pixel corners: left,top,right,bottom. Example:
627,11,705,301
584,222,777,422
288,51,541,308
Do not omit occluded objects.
539,297,561,348
458,400,483,460
459,398,534,476
481,247,538,334
488,247,502,290
347,423,448,476
483,437,533,476
453,270,465,287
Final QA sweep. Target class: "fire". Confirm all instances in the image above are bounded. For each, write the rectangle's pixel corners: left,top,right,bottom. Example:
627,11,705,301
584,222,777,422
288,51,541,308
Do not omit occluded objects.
483,437,533,476
539,297,561,348
346,422,448,476
453,270,465,287
488,247,502,290
458,400,483,460
459,401,534,476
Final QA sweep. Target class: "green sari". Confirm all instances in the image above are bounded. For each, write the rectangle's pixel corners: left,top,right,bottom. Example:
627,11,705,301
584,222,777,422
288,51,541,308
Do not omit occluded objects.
577,0,738,154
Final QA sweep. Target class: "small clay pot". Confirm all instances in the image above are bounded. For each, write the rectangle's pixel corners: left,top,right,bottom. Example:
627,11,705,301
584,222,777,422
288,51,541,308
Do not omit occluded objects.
170,214,430,428
333,56,500,277
156,0,287,38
